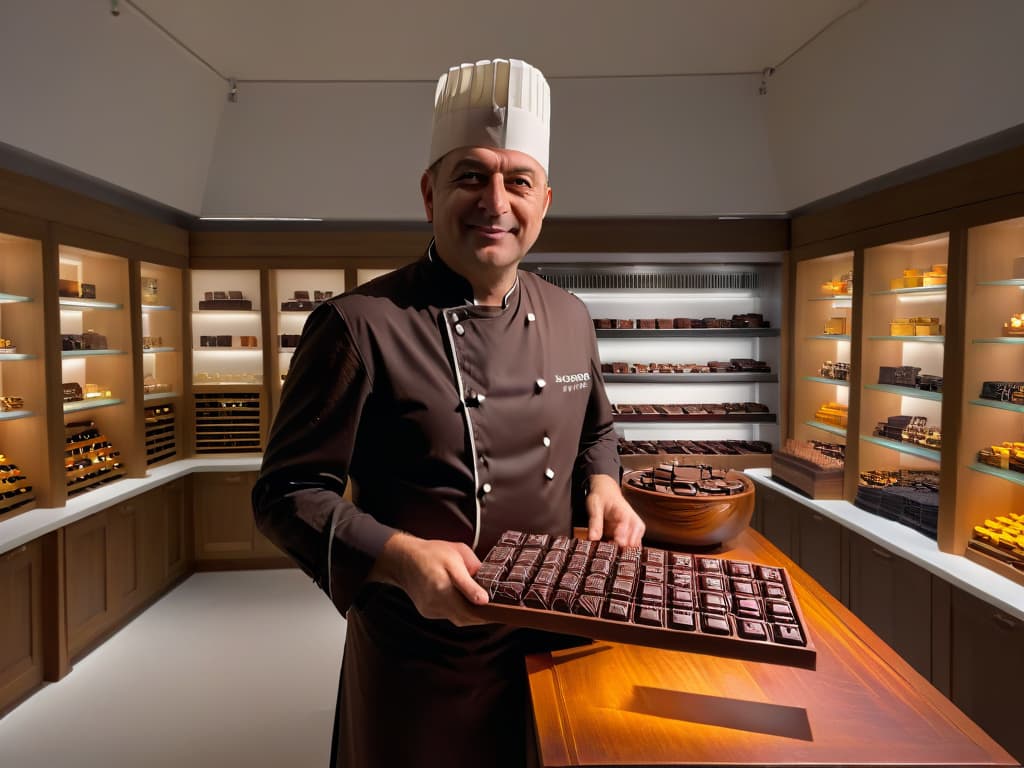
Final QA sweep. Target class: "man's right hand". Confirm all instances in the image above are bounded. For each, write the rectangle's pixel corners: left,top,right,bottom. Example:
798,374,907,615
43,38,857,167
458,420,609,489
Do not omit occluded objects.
367,532,490,626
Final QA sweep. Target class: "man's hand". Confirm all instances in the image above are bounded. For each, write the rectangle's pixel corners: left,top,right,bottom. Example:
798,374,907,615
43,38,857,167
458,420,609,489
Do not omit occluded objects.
586,473,645,546
367,532,490,626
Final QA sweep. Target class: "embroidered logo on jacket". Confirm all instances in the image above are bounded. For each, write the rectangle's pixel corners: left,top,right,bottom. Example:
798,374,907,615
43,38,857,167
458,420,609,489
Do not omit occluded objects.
555,372,591,393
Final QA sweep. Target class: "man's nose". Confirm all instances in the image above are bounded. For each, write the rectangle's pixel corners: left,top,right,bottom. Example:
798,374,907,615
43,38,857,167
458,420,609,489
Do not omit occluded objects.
479,175,510,215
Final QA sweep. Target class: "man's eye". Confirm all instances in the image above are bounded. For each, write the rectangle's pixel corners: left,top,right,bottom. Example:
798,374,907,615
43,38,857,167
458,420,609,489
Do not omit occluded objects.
509,178,532,188
456,172,485,183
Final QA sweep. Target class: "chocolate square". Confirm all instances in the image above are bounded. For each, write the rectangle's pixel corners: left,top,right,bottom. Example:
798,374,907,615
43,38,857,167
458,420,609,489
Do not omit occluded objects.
669,609,696,631
557,572,581,592
639,581,665,605
589,558,612,576
635,604,664,627
523,585,554,610
737,619,768,641
595,541,618,561
670,588,694,607
533,567,560,587
757,565,783,582
603,599,632,622
550,536,573,551
493,581,526,605
728,561,754,578
735,597,763,619
484,545,515,565
542,550,567,570
669,570,694,589
668,553,693,570
699,574,726,592
616,562,638,579
499,531,526,547
772,624,806,646
700,613,732,635
697,557,724,573
731,578,757,596
584,574,608,595
611,578,635,599
525,533,551,549
762,582,788,600
642,565,665,583
551,589,576,613
567,554,589,573
700,591,729,614
507,565,534,583
642,548,666,566
766,600,795,621
573,594,604,617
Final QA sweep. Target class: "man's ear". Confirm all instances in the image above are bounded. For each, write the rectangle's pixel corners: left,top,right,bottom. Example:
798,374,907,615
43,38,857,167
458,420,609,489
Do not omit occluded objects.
420,171,434,223
541,184,553,219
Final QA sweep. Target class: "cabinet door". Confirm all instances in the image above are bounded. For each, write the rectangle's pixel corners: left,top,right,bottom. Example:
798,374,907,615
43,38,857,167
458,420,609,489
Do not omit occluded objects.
951,588,1024,762
136,487,168,604
758,485,798,559
194,472,260,559
165,479,189,582
795,507,843,598
0,540,43,714
65,512,111,658
848,533,931,680
109,501,142,615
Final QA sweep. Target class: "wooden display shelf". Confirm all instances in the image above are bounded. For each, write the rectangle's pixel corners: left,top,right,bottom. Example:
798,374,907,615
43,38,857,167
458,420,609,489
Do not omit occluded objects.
0,495,35,519
63,398,122,414
66,467,125,497
970,399,1024,414
770,452,844,500
619,453,772,471
964,543,1024,589
140,304,174,311
143,391,179,402
0,410,33,422
142,347,176,354
968,462,1024,487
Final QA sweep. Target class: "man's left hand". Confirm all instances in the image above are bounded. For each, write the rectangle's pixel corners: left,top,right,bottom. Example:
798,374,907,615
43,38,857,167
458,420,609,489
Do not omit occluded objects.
585,474,645,546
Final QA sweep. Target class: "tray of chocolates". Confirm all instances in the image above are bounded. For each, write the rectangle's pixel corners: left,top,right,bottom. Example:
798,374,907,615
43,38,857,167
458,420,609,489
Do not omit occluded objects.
470,531,817,669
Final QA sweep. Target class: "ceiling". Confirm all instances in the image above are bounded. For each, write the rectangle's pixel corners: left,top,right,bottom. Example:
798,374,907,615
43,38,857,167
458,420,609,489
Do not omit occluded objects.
128,0,865,82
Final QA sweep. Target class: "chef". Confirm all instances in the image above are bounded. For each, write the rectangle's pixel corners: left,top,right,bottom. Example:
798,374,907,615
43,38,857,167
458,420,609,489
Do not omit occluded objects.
253,58,645,768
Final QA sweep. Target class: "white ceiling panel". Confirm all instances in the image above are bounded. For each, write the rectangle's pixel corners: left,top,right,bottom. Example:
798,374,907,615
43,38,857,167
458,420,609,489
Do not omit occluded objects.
129,0,863,81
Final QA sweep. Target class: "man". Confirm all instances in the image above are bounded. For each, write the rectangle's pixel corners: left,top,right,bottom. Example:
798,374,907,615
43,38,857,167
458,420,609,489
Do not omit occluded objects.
253,58,644,767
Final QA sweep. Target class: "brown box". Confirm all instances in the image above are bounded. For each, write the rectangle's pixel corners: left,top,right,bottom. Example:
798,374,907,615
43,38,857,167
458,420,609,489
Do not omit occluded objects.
771,452,844,500
824,317,847,335
58,279,80,298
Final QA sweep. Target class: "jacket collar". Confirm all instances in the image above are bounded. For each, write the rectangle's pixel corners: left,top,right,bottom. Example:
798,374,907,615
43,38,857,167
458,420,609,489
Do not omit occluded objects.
426,240,519,310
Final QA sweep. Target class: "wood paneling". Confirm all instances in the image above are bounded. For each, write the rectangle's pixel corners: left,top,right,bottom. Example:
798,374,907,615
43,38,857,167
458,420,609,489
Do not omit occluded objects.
0,167,187,258
759,486,798,559
194,471,282,560
0,540,43,715
108,501,141,612
795,507,843,598
526,529,1014,767
65,513,111,658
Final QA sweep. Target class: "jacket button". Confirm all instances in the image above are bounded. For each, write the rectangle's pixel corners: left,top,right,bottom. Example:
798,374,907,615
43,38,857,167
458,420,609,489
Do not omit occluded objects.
481,483,493,495
535,378,546,391
544,468,555,481
476,393,486,404
543,436,551,447
527,312,536,323
455,324,465,336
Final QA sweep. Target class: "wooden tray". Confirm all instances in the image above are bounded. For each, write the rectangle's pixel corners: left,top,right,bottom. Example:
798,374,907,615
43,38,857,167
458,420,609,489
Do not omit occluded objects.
770,452,844,500
965,541,1024,588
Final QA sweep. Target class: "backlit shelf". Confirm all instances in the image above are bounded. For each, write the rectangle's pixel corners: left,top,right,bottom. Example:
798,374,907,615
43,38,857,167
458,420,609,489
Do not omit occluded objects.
973,337,1024,345
869,286,947,296
0,410,33,421
603,372,777,384
805,420,847,437
596,328,779,339
142,347,176,354
58,298,123,310
868,336,945,343
864,384,943,402
968,463,1024,487
0,354,36,361
808,294,853,301
144,391,180,401
192,347,263,353
61,349,126,358
969,399,1024,414
0,292,32,304
977,279,1024,287
141,304,175,311
860,434,940,462
803,376,850,387
807,334,851,341
63,397,122,414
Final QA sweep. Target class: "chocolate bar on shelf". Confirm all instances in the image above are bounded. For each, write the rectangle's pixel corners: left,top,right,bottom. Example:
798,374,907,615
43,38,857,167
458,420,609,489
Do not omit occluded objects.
470,531,816,669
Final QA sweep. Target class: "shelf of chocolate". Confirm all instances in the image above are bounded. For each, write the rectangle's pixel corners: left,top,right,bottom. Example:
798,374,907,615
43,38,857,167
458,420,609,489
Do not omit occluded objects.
57,297,123,310
604,372,776,384
970,398,1024,414
469,531,816,670
64,420,124,496
144,403,176,466
193,390,262,454
804,376,850,387
973,337,1024,345
868,335,945,343
860,434,941,462
0,353,35,361
870,286,947,296
612,403,774,423
63,397,122,414
805,420,847,437
0,455,35,518
60,349,126,358
597,328,779,339
0,291,32,304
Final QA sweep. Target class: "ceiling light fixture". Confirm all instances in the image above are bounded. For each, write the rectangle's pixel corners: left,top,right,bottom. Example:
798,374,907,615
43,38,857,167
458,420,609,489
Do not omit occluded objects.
227,79,239,103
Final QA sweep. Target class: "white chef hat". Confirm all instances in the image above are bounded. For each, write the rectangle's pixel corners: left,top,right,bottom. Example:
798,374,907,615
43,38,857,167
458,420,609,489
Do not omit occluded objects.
428,59,550,175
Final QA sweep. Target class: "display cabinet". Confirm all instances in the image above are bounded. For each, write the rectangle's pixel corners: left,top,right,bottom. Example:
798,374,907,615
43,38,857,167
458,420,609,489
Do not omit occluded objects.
957,216,1024,584
269,268,345,415
0,232,46,515
190,269,264,454
790,251,853,465
59,245,136,494
526,260,783,468
139,261,183,466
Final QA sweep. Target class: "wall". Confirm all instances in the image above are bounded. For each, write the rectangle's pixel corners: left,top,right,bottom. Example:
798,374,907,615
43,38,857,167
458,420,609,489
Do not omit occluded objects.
0,2,225,215
200,74,784,220
767,0,1024,211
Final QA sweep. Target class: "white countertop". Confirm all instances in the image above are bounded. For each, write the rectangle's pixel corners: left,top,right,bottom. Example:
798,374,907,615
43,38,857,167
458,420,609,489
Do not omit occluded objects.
745,467,1024,621
0,457,263,557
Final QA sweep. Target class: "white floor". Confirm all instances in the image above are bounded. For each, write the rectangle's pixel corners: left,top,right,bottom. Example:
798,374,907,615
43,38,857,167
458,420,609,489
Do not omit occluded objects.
0,569,347,768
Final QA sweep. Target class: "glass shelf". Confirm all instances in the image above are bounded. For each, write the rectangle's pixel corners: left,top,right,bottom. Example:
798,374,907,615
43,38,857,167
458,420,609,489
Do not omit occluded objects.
977,279,1024,287
63,397,122,413
808,294,853,301
192,309,262,315
0,292,32,304
0,410,33,421
61,349,126,358
141,304,175,312
870,286,947,296
807,334,851,341
142,347,176,354
58,298,123,310
860,434,941,462
144,391,179,401
803,376,850,387
864,384,943,402
868,335,945,343
0,354,36,362
806,420,847,437
595,328,779,339
603,372,777,384
973,337,1024,345
968,463,1024,487
613,413,777,424
192,347,263,353
970,399,1024,414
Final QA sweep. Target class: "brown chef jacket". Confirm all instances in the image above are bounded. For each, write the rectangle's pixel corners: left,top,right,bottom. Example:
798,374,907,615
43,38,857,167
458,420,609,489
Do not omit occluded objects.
253,244,621,767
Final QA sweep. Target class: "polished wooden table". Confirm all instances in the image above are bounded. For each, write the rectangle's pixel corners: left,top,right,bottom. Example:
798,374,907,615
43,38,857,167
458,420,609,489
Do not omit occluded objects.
525,529,1017,767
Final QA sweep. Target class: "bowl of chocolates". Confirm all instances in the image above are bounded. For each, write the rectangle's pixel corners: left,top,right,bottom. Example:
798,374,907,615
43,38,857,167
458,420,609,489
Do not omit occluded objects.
621,463,755,548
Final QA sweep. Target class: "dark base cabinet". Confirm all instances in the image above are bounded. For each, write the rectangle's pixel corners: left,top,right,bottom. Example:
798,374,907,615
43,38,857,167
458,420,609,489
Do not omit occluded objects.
193,472,286,568
951,588,1024,763
65,479,190,661
0,540,43,715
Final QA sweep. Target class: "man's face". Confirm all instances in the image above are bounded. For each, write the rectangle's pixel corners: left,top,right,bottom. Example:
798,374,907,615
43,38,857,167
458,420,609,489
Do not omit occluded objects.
421,146,552,279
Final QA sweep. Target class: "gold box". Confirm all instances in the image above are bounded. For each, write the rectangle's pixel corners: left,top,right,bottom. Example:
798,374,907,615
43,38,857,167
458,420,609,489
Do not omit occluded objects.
902,275,924,288
824,317,847,335
922,274,947,286
916,324,942,336
890,322,915,336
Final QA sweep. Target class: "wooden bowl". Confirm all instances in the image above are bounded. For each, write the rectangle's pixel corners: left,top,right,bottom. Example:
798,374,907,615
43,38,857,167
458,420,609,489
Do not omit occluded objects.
621,467,755,548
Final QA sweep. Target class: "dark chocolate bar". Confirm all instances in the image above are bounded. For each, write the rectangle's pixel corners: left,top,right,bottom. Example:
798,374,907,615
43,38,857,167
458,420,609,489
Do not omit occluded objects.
470,530,816,669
